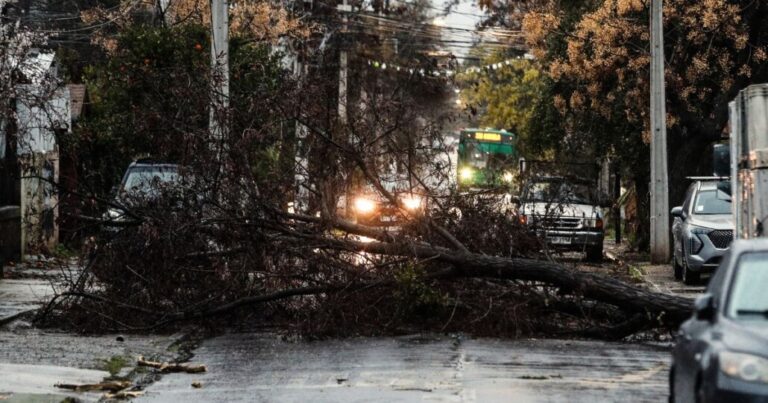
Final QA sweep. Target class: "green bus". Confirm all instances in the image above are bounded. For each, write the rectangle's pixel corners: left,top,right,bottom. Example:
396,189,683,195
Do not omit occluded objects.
457,128,518,189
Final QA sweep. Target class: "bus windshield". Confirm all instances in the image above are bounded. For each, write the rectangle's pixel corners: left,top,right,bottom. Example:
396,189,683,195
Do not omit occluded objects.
462,141,516,171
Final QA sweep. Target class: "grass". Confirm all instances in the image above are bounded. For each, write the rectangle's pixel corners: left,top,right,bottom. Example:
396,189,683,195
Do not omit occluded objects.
101,355,129,377
52,244,78,259
628,265,645,283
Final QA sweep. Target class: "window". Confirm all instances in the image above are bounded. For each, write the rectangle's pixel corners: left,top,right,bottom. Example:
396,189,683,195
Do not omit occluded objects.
122,166,179,195
525,180,593,204
726,252,768,321
693,189,731,215
682,184,695,214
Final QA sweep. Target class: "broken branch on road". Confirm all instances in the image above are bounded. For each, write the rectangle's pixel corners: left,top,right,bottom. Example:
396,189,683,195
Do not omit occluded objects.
137,356,207,373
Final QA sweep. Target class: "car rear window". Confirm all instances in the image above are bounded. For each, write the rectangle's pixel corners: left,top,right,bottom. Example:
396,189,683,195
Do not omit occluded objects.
122,166,179,194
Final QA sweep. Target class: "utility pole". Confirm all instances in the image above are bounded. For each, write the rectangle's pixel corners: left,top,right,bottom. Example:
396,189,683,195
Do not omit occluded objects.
650,0,670,263
210,0,229,158
337,0,351,125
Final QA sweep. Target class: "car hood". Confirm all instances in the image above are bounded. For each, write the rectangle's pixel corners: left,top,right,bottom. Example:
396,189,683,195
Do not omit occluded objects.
719,320,768,353
522,202,602,218
687,214,734,231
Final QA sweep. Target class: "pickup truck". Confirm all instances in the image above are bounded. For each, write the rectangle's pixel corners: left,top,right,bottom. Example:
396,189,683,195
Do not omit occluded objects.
517,176,605,261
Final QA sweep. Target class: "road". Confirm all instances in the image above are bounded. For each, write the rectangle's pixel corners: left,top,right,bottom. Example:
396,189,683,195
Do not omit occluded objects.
0,247,704,402
137,242,703,403
139,334,670,403
0,261,182,402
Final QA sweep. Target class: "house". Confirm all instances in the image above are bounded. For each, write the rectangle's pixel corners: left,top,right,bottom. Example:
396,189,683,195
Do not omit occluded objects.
0,49,73,260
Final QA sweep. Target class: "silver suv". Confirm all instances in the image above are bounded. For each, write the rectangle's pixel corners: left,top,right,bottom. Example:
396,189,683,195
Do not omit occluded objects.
671,180,734,284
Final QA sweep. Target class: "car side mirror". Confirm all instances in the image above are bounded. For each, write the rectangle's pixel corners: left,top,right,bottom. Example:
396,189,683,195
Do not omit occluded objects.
110,185,119,197
694,294,717,322
671,206,684,218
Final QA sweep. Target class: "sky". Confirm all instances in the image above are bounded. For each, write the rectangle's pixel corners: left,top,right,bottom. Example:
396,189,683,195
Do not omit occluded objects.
432,0,483,57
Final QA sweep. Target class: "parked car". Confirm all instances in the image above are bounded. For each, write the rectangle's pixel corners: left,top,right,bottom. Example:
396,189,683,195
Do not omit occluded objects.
517,176,605,261
103,160,180,226
670,239,768,402
671,180,734,284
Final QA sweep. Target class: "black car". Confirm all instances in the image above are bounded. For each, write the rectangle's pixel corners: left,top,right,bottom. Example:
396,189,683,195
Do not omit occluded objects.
671,239,768,402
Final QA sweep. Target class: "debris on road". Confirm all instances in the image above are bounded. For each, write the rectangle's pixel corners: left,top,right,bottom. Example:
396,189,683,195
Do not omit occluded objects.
138,356,207,374
55,380,131,392
104,390,144,399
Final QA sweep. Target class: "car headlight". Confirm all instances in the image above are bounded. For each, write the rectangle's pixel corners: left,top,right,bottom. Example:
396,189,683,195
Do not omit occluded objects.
720,352,768,384
459,167,474,182
354,197,377,215
688,225,708,254
105,207,125,221
583,218,604,229
401,195,422,211
502,172,514,183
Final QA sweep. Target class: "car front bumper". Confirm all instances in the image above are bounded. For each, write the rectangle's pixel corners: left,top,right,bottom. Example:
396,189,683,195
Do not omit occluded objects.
705,372,768,403
685,235,730,274
538,230,604,250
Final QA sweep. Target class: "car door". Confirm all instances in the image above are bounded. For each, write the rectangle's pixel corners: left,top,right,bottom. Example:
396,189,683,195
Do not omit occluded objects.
678,317,717,400
674,267,726,401
673,184,696,263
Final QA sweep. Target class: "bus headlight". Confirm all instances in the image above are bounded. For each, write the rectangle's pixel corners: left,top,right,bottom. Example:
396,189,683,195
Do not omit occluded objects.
460,167,474,181
401,195,423,211
354,197,377,215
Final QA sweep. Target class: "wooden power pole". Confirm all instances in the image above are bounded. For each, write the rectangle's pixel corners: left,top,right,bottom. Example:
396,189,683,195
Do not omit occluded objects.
650,0,670,263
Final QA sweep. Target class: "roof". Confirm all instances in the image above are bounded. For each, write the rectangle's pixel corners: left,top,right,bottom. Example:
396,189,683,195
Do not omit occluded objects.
16,49,55,84
67,84,86,120
462,128,514,135
698,181,727,190
730,239,768,256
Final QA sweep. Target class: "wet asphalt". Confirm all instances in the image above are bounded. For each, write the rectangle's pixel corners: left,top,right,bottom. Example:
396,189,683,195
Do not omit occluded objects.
138,333,670,402
0,248,704,402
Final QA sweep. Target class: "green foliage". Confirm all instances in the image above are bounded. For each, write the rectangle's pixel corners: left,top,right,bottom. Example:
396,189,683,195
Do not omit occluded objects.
67,24,285,195
100,355,129,377
52,244,77,259
458,53,546,158
393,264,446,317
70,24,210,194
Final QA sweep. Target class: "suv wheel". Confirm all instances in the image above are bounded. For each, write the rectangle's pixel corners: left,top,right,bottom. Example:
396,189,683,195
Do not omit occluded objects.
586,244,603,262
683,260,700,285
673,257,683,280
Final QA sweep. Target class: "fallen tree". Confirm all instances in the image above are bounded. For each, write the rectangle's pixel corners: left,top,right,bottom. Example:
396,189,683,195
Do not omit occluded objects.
38,204,693,340
25,17,694,340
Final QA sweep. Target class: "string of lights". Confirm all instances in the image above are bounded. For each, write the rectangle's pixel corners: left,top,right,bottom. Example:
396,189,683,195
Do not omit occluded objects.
362,54,534,78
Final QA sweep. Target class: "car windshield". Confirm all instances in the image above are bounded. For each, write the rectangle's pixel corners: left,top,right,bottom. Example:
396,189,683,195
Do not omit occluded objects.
693,189,731,215
121,166,179,196
524,180,593,204
727,251,768,321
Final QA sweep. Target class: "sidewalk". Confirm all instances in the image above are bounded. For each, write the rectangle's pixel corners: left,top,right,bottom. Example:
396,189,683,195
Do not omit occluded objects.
1,258,185,401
